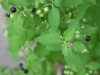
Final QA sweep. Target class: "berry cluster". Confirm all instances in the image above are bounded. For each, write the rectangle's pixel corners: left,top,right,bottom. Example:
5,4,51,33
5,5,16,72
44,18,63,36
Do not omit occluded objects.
19,63,28,74
6,6,49,18
75,30,91,42
85,70,93,75
63,65,75,75
36,7,49,17
63,65,98,75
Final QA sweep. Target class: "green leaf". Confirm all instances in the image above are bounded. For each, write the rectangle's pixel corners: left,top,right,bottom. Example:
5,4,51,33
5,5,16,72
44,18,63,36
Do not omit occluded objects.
27,53,38,61
7,34,20,60
46,51,60,63
73,41,87,53
76,68,86,75
24,61,30,68
34,44,50,58
84,0,96,5
8,34,20,52
59,19,68,27
77,3,91,12
35,0,39,8
48,7,60,30
81,25,95,36
75,11,86,20
35,33,61,46
33,15,42,26
23,14,35,29
61,43,69,57
30,60,42,72
54,0,65,7
0,1,10,11
38,0,45,3
48,27,60,35
65,0,84,7
46,43,61,51
87,62,100,70
42,61,53,75
40,25,48,35
84,0,100,27
63,26,75,41
9,0,27,7
81,53,90,65
93,43,100,57
63,20,79,41
13,16,23,34
10,50,19,60
61,43,81,71
0,66,6,72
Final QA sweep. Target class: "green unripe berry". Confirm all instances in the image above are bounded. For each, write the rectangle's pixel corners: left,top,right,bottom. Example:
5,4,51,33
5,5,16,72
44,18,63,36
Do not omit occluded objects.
75,34,80,39
89,70,93,74
44,7,49,12
64,65,69,69
75,31,80,35
83,18,87,22
36,10,42,14
39,13,44,17
85,73,89,75
10,14,14,18
64,70,70,74
70,71,74,75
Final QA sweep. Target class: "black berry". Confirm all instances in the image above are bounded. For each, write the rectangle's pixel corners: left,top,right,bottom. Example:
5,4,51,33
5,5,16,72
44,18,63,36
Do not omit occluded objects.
6,13,10,17
86,36,91,41
32,8,36,12
10,7,17,13
23,69,28,74
19,63,23,67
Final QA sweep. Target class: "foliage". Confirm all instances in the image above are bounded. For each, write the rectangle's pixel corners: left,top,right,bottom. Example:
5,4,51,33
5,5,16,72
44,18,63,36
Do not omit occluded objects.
0,0,100,75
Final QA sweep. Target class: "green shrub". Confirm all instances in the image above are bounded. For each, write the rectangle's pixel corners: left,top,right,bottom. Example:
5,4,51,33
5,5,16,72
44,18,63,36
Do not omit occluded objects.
0,0,100,75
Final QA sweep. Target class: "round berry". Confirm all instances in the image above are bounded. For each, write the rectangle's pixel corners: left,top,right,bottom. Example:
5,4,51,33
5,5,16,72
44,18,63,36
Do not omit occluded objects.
64,65,68,69
68,12,72,18
19,63,23,67
86,36,91,41
44,7,49,12
75,31,80,35
23,69,28,74
75,34,80,39
39,13,44,17
32,8,36,12
89,70,93,74
70,71,74,75
10,7,17,13
83,18,87,22
81,25,84,29
85,73,89,75
36,10,41,14
6,13,10,17
10,14,14,18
